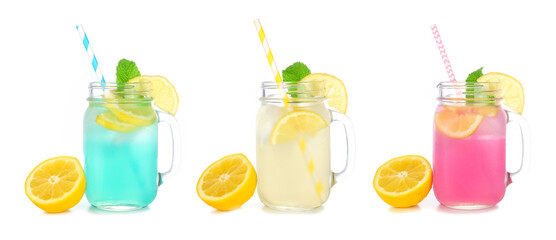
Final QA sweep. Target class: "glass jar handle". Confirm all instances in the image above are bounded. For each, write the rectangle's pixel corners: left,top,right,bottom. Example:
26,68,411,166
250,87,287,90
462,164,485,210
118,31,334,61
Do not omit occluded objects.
330,110,356,186
505,110,530,186
156,110,181,186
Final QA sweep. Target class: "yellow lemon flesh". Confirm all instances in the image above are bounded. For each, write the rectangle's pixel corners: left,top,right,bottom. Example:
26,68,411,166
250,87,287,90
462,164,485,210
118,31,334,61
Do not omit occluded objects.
95,101,156,133
301,73,348,113
102,103,156,126
197,153,257,211
435,105,497,139
373,155,432,208
95,111,139,132
25,156,86,213
129,75,179,115
477,72,524,114
270,110,328,145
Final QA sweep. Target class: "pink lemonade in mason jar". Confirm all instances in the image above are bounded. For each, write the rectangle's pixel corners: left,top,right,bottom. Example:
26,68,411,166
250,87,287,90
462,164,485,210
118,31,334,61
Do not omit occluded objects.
433,80,528,210
429,25,529,209
434,104,507,208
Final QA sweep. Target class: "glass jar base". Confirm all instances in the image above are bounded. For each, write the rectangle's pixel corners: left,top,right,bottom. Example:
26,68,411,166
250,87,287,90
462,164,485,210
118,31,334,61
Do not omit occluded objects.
92,204,146,212
264,204,322,212
442,203,495,210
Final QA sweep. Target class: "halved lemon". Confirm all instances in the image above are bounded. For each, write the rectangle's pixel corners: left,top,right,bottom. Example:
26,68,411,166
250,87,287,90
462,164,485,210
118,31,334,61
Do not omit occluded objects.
129,75,179,115
25,156,86,213
435,106,485,139
96,111,138,132
301,73,348,113
197,153,257,211
103,103,156,126
477,72,524,114
270,110,328,145
373,155,432,208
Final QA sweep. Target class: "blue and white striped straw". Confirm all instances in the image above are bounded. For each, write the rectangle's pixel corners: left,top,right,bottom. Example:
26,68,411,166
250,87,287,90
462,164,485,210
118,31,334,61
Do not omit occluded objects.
76,24,105,85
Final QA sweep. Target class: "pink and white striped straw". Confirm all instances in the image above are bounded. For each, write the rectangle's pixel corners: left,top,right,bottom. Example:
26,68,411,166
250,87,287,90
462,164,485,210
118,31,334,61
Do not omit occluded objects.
431,25,457,82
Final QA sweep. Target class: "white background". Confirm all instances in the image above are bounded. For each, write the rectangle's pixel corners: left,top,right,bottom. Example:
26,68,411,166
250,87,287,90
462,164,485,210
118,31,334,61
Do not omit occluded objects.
1,0,554,239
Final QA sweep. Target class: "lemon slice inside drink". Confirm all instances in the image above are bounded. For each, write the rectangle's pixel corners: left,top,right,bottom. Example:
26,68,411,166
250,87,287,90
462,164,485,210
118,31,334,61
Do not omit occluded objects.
435,106,498,139
129,75,179,115
435,106,484,139
270,110,328,145
477,72,524,114
301,73,348,113
96,111,138,132
103,103,156,126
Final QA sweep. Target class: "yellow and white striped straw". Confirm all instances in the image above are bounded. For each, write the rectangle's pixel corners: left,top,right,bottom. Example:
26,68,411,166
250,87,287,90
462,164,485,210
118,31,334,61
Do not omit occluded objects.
253,19,289,105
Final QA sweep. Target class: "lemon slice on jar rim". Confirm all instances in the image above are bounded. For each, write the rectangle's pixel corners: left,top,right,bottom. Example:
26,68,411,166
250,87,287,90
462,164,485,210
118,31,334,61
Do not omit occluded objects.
128,75,179,115
477,72,524,114
300,73,348,114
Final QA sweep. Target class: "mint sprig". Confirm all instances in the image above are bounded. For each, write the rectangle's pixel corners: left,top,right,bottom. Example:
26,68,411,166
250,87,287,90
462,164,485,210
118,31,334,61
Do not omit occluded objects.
116,59,141,84
465,67,494,104
282,62,311,82
465,67,483,101
282,62,311,99
466,67,483,82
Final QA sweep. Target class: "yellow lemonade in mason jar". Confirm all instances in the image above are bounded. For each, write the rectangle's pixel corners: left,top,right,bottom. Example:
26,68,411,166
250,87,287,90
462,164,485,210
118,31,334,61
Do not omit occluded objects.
256,80,354,210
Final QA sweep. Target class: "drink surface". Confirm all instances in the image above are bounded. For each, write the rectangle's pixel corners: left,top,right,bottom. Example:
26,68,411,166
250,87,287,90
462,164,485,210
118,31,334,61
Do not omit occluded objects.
433,105,507,208
84,103,158,210
256,102,331,209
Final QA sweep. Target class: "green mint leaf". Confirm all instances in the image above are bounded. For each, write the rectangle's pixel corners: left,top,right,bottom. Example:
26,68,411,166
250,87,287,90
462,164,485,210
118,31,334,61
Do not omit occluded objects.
282,62,311,82
116,59,141,84
466,67,484,82
465,67,491,103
